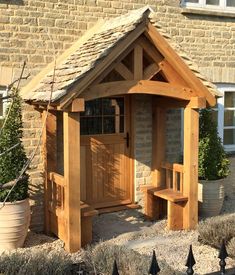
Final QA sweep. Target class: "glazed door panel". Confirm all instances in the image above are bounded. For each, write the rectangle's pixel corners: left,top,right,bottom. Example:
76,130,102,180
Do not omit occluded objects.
80,97,131,209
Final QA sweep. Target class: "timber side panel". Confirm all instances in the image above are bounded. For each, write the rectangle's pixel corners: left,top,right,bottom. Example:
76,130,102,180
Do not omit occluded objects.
42,111,57,234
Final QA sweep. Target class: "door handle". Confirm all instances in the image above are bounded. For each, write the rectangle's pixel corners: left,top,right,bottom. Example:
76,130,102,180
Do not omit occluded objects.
124,132,129,148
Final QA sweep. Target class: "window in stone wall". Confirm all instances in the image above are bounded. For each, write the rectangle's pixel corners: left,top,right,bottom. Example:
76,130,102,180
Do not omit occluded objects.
0,86,8,119
215,84,235,152
182,0,235,12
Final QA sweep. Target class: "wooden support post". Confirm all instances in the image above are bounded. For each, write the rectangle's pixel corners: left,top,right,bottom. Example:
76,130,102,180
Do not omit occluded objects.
63,112,81,252
42,110,57,234
183,107,199,229
152,106,166,187
134,45,143,80
168,201,185,230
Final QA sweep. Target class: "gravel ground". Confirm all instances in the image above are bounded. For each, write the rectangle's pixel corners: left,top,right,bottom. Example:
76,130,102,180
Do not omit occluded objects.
3,198,235,275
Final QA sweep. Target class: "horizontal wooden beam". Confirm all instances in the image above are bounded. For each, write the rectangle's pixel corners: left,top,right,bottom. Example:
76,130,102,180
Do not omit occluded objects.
49,172,65,187
187,97,206,109
154,97,187,109
71,98,85,112
82,80,196,101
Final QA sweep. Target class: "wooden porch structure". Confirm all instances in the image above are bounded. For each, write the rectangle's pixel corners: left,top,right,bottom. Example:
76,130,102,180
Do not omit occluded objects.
22,8,217,252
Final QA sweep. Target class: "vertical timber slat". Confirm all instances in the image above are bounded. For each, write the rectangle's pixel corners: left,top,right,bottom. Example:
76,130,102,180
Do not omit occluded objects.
134,45,143,80
42,110,57,234
183,107,199,229
63,112,81,252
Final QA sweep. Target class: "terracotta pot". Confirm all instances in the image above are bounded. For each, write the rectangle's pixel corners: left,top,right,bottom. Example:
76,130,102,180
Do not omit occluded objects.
198,179,225,218
0,198,30,251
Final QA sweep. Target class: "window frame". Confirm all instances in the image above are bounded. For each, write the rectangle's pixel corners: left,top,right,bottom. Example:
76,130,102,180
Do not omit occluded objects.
0,86,8,119
216,84,235,152
181,0,235,13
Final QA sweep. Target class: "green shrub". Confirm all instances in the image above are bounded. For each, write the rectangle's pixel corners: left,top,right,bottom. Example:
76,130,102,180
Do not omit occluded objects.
0,88,29,202
199,109,230,180
227,237,235,258
0,251,75,275
198,214,235,250
82,242,182,275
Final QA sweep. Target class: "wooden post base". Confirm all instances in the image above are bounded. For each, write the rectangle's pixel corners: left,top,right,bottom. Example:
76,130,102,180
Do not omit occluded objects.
167,201,186,230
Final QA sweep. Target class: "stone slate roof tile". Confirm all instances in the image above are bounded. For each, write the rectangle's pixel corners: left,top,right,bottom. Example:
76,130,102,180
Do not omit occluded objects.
22,6,221,103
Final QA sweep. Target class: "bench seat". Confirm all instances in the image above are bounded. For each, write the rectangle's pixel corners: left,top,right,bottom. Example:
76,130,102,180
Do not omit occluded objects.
141,185,188,230
152,188,188,203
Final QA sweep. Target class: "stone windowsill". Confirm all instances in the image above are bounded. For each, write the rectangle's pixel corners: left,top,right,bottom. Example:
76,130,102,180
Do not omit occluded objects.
181,7,235,18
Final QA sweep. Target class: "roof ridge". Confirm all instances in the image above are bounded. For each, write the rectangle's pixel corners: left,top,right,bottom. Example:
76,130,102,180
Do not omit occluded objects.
98,5,153,34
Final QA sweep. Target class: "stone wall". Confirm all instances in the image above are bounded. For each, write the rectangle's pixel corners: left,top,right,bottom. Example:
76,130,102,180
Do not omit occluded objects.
21,104,44,231
134,95,153,205
1,0,235,230
134,96,182,207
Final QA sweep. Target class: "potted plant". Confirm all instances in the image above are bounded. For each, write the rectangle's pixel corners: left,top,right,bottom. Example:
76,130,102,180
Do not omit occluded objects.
0,88,30,251
198,108,230,217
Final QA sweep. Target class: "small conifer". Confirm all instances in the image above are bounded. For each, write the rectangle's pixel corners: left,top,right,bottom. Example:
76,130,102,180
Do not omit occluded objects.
0,88,29,201
199,109,230,180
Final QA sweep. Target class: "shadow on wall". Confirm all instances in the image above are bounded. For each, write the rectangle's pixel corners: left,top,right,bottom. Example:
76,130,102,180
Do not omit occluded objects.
0,0,24,4
28,172,45,232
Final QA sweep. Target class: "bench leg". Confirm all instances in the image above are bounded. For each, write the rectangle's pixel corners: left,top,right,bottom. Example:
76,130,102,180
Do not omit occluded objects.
81,217,92,247
167,201,186,230
144,192,161,220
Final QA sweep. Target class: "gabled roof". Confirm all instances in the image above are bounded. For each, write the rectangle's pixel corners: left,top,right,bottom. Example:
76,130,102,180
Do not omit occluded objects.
21,6,220,107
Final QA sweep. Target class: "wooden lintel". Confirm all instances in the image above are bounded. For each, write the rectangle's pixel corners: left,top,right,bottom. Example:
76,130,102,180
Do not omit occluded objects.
82,80,196,101
114,62,134,80
71,98,85,112
145,23,216,106
187,97,206,109
143,63,161,80
155,97,187,109
134,45,143,79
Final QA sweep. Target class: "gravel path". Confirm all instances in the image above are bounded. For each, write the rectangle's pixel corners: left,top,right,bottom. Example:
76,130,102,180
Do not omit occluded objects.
2,204,235,274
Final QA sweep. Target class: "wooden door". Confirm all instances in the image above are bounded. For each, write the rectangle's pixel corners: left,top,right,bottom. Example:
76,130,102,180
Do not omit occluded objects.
80,97,132,209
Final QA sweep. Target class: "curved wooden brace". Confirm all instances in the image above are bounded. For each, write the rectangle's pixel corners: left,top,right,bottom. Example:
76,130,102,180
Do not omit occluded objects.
81,80,197,101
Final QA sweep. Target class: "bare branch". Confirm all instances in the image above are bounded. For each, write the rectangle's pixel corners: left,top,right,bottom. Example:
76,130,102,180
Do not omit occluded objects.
0,175,28,190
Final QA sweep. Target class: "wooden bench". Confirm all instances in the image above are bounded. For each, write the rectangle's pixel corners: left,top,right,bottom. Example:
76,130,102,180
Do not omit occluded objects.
81,201,98,247
142,186,188,230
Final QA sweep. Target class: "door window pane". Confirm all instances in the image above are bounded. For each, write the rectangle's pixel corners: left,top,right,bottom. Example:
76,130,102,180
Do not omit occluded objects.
224,129,235,145
82,99,102,116
206,0,219,5
81,98,125,135
224,110,235,127
103,117,115,134
81,117,102,135
227,0,235,7
224,92,235,108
